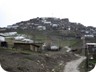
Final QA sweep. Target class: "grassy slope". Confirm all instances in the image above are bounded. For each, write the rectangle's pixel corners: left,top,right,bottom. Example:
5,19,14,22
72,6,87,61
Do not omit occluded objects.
18,30,82,46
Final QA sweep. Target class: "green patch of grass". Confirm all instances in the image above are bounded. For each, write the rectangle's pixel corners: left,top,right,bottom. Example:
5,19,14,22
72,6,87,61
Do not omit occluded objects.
57,39,82,48
79,59,86,72
89,60,96,65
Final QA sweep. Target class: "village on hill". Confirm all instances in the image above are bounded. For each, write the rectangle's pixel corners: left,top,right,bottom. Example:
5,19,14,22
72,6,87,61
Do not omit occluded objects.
0,17,96,72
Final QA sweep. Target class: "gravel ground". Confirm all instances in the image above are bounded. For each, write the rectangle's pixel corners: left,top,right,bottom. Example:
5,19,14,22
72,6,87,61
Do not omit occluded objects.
63,46,86,72
63,55,86,72
0,48,78,72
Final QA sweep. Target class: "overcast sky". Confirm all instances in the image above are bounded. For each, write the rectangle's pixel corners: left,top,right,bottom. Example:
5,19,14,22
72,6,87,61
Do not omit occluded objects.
0,0,96,27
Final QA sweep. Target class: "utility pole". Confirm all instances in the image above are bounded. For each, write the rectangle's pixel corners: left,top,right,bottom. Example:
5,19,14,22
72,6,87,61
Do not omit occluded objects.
81,35,88,72
83,36,89,72
81,35,86,54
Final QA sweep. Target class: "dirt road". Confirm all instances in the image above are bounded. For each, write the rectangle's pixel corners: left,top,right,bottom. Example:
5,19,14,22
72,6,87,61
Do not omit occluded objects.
65,46,71,52
64,46,86,72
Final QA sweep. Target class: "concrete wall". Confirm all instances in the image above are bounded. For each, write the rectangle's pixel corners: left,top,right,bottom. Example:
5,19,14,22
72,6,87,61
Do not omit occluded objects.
0,36,5,42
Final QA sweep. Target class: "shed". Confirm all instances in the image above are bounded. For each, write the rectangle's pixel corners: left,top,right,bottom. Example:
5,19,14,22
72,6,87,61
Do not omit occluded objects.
86,43,96,60
14,36,25,40
13,42,43,52
50,45,60,51
45,45,60,51
86,43,96,53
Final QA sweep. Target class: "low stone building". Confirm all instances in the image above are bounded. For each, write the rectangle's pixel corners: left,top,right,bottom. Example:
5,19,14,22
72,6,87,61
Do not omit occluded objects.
13,42,43,52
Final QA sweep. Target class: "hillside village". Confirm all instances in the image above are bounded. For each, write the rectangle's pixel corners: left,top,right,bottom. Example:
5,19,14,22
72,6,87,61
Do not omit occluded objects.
1,17,96,35
0,17,96,72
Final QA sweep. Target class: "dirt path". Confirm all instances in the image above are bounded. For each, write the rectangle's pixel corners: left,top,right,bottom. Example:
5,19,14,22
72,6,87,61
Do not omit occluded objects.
64,46,86,72
65,46,71,52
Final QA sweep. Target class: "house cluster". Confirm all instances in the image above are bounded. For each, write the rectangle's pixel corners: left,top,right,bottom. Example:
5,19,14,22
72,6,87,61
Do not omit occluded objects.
7,25,19,29
12,38,61,52
82,27,96,37
0,28,7,33
6,17,65,31
0,32,17,36
0,33,61,52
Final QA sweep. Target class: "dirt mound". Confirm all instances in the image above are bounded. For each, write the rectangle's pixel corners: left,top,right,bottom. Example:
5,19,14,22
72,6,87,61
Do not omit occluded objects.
0,48,77,72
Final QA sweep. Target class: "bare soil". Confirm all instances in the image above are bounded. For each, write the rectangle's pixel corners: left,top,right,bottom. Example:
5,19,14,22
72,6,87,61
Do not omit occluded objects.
0,48,78,72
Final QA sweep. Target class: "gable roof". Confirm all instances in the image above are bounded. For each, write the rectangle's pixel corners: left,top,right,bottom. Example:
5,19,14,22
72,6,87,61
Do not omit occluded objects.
86,43,96,46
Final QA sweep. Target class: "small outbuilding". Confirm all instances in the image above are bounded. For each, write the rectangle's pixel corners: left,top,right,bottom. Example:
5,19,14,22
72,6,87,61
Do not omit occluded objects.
50,45,60,51
13,42,43,52
85,43,96,59
86,43,96,54
0,35,8,48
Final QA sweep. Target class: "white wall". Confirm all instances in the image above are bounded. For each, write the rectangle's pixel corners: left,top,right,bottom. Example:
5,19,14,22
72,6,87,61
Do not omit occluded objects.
0,36,5,41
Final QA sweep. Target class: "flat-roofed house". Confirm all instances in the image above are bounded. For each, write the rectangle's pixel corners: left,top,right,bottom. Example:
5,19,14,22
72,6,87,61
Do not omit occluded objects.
13,42,43,52
86,43,96,53
86,43,96,59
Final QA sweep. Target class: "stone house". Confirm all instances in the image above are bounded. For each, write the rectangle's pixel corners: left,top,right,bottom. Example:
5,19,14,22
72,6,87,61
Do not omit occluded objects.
13,42,43,52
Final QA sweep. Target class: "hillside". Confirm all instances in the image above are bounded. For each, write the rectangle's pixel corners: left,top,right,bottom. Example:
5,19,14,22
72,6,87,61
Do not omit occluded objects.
2,17,95,47
0,48,78,72
0,17,96,72
6,17,96,37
